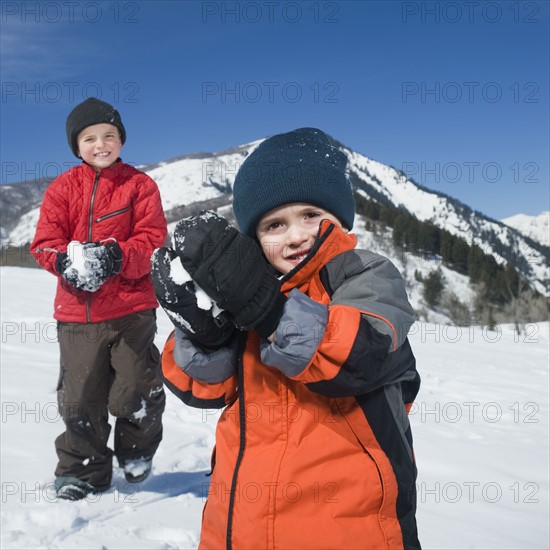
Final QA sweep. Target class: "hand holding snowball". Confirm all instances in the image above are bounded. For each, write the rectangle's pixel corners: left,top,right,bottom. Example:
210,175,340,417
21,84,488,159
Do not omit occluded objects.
56,240,123,292
151,246,235,349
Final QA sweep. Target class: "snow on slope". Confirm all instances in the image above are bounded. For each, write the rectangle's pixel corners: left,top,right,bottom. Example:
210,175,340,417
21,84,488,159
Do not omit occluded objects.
347,150,549,296
4,208,40,246
502,212,550,248
352,215,475,323
1,266,549,549
148,149,244,213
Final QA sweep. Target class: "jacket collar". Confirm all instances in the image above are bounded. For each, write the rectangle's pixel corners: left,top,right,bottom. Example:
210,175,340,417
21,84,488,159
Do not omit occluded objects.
281,219,357,291
80,158,126,180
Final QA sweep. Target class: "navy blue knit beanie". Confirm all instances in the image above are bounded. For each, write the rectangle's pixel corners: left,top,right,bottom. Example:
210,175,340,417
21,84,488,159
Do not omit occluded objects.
233,128,355,237
66,97,126,157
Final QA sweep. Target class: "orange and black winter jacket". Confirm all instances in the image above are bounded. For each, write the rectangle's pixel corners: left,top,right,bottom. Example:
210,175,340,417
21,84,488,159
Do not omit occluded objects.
161,221,421,549
31,160,167,323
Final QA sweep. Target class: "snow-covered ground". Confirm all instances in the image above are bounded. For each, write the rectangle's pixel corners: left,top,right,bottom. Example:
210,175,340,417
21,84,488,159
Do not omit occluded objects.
1,266,549,549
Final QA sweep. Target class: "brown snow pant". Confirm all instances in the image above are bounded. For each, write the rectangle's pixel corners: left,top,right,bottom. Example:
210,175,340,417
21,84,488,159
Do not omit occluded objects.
54,309,165,491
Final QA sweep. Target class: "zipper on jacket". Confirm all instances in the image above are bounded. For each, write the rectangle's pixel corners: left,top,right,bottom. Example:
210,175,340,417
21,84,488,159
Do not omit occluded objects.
225,333,247,550
88,172,101,242
95,204,130,223
86,172,101,322
281,222,335,283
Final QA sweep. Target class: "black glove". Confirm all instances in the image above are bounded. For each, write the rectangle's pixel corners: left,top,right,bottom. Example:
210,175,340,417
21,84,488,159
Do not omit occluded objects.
81,241,123,290
102,241,123,275
151,246,235,348
55,252,70,276
172,212,287,338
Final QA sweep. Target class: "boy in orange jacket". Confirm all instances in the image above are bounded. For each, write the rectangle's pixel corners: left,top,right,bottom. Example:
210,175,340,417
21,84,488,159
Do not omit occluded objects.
152,128,421,549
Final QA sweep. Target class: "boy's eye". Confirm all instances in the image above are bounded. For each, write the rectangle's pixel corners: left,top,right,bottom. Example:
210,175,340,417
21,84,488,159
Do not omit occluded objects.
305,211,321,219
261,220,283,232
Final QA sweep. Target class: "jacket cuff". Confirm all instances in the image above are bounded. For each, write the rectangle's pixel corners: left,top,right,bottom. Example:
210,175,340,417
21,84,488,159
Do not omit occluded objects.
174,329,237,383
260,289,328,378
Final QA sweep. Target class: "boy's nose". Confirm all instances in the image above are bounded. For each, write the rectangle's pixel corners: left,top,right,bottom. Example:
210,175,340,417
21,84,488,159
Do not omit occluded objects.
287,224,309,245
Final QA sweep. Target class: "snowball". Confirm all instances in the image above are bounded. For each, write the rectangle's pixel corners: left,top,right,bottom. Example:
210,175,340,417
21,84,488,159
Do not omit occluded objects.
169,256,192,284
195,285,215,311
67,241,94,279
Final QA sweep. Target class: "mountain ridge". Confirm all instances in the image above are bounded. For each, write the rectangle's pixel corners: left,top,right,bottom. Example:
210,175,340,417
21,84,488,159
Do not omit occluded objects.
1,135,548,322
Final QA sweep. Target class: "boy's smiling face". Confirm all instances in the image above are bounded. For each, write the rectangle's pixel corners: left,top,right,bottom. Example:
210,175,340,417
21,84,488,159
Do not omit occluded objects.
77,123,122,170
256,202,344,274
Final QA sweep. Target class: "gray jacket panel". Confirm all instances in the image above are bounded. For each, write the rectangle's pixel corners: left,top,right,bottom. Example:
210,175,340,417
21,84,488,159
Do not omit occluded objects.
324,250,416,350
261,288,328,377
173,328,237,383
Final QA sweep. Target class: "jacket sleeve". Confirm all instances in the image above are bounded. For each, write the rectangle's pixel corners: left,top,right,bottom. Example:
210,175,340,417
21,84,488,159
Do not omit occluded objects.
117,174,167,280
260,251,417,397
30,177,70,275
161,330,238,409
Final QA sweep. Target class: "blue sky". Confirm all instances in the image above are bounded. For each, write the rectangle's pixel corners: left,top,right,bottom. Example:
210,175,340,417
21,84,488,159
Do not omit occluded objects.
1,0,548,220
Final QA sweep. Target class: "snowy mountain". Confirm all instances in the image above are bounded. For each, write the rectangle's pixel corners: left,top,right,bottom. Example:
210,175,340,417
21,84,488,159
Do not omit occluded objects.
502,212,550,248
1,136,549,314
0,178,50,241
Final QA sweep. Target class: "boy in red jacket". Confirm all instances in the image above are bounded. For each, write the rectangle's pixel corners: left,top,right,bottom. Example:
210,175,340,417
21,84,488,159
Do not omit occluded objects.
152,128,421,549
31,98,167,501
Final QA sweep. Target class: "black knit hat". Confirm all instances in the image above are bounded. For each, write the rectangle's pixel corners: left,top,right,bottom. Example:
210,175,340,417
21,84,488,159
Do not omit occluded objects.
233,128,355,237
66,97,126,157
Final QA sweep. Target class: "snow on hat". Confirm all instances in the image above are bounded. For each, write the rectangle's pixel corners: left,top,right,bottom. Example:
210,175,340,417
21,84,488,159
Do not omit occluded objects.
66,97,126,157
232,127,355,237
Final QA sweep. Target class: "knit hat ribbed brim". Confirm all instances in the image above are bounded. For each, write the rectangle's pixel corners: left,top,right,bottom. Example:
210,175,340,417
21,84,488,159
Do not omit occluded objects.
232,128,355,237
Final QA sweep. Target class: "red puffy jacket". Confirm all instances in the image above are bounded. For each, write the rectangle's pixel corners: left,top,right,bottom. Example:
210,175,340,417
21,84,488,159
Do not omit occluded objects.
31,160,167,323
